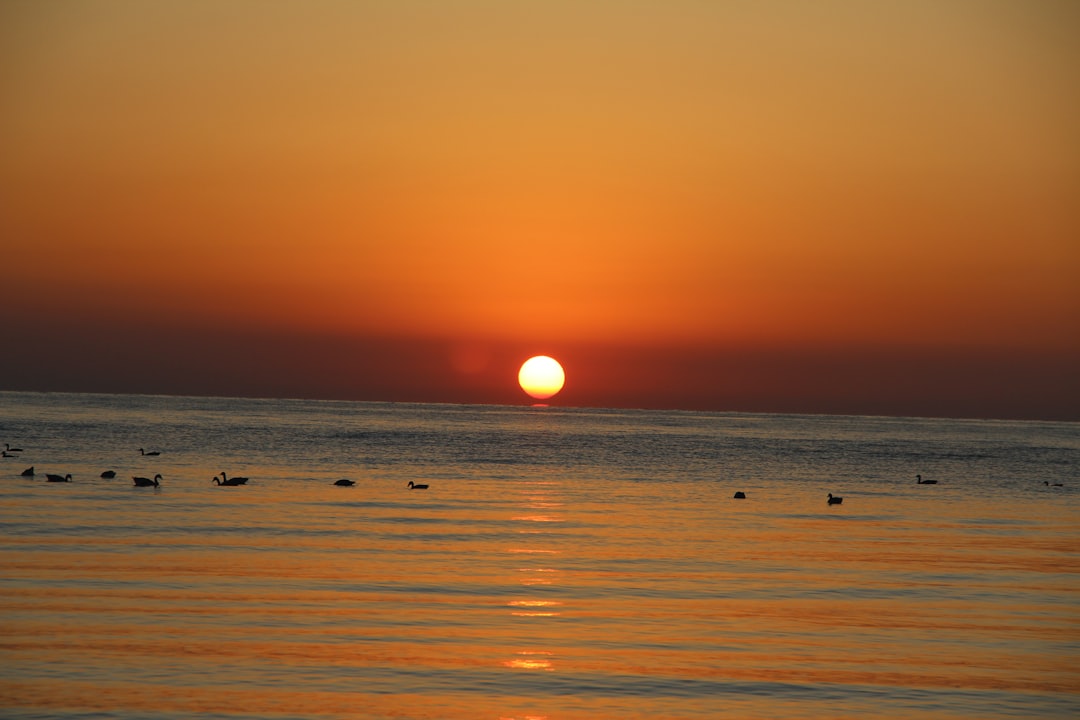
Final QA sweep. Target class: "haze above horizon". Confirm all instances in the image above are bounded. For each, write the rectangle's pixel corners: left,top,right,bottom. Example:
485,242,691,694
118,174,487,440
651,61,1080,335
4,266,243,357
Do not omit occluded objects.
1,1,1077,420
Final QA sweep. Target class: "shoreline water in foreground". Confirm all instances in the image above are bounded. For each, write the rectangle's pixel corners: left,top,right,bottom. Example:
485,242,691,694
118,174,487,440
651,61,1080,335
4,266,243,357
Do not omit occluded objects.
1,392,1077,719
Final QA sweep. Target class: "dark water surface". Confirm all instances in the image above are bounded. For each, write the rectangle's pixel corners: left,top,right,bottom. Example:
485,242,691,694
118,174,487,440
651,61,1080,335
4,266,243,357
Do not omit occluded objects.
1,392,1077,719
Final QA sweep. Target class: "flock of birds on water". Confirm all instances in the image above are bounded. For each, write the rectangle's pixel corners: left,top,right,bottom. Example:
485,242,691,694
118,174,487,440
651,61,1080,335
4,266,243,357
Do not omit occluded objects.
5,443,1067,498
731,473,1062,500
3,443,430,490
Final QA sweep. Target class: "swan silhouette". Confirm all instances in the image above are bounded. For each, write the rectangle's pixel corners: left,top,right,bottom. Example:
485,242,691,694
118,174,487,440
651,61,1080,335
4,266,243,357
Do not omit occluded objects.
916,474,937,484
213,472,249,486
407,481,429,490
827,493,843,505
21,466,34,477
45,473,72,483
2,451,17,458
133,474,162,487
100,470,117,479
139,448,160,456
1044,481,1064,487
4,443,23,452
733,491,746,499
334,479,355,486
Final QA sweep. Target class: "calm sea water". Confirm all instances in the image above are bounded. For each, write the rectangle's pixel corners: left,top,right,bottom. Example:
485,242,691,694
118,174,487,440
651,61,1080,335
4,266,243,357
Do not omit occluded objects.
0,391,1077,719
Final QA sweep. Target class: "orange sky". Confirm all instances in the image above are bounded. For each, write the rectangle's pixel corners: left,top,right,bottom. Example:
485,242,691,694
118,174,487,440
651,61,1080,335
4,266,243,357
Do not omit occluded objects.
1,1,1077,418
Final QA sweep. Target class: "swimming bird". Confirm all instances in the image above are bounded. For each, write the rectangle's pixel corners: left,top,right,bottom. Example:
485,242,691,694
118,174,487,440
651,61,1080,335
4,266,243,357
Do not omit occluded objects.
1044,481,1064,487
46,473,72,483
133,474,161,487
916,474,937,485
334,479,355,486
827,493,843,505
213,472,248,486
4,443,23,453
407,481,429,490
100,470,117,479
1,451,16,458
139,448,161,456
21,466,34,477
733,491,746,499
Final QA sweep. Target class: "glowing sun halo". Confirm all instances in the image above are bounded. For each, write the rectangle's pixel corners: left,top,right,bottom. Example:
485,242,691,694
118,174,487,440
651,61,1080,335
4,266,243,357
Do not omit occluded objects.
518,356,565,400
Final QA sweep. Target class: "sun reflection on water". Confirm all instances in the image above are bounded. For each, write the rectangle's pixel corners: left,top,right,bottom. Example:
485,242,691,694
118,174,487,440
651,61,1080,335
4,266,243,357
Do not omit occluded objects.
508,599,562,617
506,547,558,554
499,478,564,705
518,567,557,586
502,651,555,671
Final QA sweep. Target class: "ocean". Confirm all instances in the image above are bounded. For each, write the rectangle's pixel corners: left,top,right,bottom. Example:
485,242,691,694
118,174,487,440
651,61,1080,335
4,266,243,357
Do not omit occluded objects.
0,391,1077,719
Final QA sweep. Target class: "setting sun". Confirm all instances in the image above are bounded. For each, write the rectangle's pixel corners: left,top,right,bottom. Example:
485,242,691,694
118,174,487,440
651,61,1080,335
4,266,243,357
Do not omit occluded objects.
518,356,566,400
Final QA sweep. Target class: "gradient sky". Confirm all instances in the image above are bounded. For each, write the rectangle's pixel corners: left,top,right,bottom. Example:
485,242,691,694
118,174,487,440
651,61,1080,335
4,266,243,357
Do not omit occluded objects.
2,0,1077,419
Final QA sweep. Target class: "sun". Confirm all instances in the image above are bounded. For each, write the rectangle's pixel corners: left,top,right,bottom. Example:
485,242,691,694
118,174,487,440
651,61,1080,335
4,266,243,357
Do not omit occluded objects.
518,356,565,400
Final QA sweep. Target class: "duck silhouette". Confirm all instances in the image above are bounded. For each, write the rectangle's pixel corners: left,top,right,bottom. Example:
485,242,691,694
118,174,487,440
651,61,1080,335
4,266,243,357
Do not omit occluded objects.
46,473,72,483
407,481,429,490
139,448,161,456
100,470,117,479
733,491,746,499
334,479,355,486
827,493,843,505
133,474,162,487
916,474,937,485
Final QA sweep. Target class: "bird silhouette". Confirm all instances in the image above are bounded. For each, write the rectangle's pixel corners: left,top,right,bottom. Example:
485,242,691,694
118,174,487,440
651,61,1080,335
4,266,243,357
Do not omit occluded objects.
407,481,429,490
100,470,117,479
733,491,746,499
334,479,355,486
5,443,23,453
20,466,34,477
45,473,72,483
916,474,937,484
213,472,249,486
827,493,843,505
139,448,161,456
133,474,162,487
